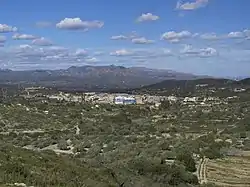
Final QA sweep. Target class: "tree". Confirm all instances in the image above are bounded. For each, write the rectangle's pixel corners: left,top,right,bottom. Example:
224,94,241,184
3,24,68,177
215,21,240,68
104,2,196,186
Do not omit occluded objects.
202,146,222,159
160,100,170,110
240,132,247,139
176,151,196,172
58,140,69,150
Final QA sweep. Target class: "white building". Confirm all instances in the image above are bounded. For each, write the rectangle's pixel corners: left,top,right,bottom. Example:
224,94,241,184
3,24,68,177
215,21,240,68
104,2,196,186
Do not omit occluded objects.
184,97,197,102
114,96,124,104
114,96,136,105
167,96,178,102
123,97,136,105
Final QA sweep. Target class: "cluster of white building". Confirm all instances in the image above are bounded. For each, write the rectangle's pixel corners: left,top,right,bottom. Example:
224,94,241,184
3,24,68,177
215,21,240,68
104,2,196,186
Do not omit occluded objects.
23,86,227,106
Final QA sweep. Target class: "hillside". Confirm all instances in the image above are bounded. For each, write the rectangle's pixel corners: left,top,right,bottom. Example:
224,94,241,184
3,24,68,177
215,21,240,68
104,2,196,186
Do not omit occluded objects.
0,82,250,186
140,78,233,89
131,78,250,96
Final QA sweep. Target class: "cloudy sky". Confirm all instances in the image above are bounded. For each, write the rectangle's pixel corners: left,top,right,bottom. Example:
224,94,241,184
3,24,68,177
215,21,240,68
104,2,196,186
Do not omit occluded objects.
0,0,250,77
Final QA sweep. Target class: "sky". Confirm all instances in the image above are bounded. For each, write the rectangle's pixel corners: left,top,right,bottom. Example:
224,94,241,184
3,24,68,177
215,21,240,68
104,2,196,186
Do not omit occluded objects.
0,0,250,77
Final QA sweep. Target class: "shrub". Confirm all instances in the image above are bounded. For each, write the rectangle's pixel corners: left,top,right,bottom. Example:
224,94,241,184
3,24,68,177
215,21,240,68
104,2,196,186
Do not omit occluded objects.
176,151,196,172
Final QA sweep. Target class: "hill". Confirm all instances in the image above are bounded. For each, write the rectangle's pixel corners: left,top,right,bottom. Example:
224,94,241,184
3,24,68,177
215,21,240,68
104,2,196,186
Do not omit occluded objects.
139,78,235,90
131,78,250,96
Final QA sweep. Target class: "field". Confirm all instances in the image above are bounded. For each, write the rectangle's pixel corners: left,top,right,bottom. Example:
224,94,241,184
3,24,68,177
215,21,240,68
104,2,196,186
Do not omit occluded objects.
206,155,250,187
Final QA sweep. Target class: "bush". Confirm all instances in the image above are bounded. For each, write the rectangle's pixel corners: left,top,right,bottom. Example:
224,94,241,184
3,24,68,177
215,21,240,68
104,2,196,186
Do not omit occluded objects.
159,141,171,151
240,132,247,139
108,112,132,124
202,147,222,159
129,156,198,185
176,151,196,172
160,100,170,110
58,140,69,150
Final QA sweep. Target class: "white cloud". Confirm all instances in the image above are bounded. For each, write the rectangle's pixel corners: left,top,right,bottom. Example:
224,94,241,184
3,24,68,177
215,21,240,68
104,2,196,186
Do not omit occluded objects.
94,51,104,56
181,44,217,57
1,45,72,67
199,30,250,40
9,45,46,59
13,33,37,40
42,55,62,60
32,37,53,46
225,29,250,40
137,13,159,22
47,46,68,52
18,44,33,50
111,32,139,40
192,33,199,37
0,45,107,70
75,49,88,56
181,44,198,54
56,18,104,30
0,24,17,32
200,33,218,40
129,31,139,39
0,35,6,43
176,0,209,10
110,32,154,44
109,48,175,62
169,38,181,43
244,29,250,37
110,49,134,56
228,31,244,39
111,35,128,40
200,47,217,57
132,37,154,44
161,31,192,43
85,57,99,63
163,49,173,55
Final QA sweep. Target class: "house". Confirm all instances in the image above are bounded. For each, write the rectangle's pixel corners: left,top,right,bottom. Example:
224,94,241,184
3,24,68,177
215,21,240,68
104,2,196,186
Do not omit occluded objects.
114,96,124,104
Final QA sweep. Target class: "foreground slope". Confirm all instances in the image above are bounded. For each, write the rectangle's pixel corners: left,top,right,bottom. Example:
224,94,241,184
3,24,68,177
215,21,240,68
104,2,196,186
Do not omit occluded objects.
0,145,118,187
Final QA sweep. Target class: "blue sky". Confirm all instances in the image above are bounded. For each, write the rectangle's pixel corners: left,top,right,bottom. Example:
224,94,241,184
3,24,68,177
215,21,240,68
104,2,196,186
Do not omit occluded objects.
0,0,250,77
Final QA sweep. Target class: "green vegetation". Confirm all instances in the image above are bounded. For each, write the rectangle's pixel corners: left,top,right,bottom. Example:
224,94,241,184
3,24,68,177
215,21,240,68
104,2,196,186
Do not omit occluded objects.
0,84,250,186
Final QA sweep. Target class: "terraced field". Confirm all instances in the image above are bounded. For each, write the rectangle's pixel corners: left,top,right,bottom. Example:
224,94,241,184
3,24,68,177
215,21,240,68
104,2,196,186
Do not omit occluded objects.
206,156,250,187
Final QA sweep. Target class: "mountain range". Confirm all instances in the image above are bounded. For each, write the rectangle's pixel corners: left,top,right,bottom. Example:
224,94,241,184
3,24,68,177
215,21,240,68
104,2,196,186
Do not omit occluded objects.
0,65,206,91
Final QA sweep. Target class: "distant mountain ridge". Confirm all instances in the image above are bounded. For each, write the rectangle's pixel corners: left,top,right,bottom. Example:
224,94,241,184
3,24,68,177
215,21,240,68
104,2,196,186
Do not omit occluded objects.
0,65,207,91
135,78,250,91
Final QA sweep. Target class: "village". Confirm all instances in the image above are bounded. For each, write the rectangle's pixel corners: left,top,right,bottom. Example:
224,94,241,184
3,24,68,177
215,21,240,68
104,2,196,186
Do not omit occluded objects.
21,86,232,107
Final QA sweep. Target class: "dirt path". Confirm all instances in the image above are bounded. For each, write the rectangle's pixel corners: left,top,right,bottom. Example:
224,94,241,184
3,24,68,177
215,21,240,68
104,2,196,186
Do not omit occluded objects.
75,125,80,135
198,157,208,184
196,158,202,183
23,144,74,155
202,158,208,184
199,158,204,183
